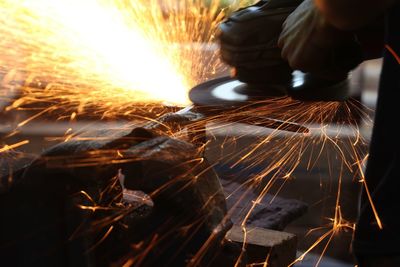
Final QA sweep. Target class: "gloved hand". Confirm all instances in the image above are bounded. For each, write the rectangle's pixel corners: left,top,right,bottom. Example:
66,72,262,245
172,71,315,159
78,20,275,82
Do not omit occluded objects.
278,0,363,80
218,0,304,89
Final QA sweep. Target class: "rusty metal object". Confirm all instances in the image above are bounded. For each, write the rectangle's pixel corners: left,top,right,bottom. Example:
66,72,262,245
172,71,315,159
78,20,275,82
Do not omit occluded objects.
226,225,297,267
222,179,308,231
0,123,233,266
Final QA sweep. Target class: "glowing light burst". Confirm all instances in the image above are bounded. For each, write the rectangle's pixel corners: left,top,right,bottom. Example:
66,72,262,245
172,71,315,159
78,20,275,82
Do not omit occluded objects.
0,0,252,118
0,0,187,107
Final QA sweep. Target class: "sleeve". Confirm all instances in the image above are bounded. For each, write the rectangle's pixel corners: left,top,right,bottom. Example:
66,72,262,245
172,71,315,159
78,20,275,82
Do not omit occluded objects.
315,0,397,30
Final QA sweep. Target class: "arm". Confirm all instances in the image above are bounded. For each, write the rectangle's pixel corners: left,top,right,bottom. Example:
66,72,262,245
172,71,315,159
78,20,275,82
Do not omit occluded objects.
278,0,359,74
316,0,397,30
278,0,391,75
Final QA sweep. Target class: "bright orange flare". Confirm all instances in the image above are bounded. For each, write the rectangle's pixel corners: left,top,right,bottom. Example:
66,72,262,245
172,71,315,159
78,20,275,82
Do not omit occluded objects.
1,0,190,105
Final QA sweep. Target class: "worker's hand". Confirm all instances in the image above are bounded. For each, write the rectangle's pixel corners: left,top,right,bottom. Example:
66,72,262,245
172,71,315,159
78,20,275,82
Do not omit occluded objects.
278,0,363,78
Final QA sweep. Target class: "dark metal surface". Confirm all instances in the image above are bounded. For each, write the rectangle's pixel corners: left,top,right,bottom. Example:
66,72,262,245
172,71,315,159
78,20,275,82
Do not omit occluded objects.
190,74,350,109
0,127,232,266
222,179,307,231
189,76,285,108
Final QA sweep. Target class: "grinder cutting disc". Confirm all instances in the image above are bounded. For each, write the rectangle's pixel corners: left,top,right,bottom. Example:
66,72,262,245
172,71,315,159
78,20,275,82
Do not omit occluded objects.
189,72,350,108
189,76,287,108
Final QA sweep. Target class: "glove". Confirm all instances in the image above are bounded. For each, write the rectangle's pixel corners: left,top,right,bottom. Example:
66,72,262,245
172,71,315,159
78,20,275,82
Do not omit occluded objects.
278,0,363,80
218,0,303,90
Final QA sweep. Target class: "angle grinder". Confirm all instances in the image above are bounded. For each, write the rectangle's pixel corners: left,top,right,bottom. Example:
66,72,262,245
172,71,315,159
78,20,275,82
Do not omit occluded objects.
189,0,363,108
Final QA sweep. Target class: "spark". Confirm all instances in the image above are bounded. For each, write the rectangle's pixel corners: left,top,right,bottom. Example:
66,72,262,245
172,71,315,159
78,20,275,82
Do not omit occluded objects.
358,171,383,229
0,140,29,153
290,162,354,267
195,98,373,266
385,44,400,64
35,97,375,266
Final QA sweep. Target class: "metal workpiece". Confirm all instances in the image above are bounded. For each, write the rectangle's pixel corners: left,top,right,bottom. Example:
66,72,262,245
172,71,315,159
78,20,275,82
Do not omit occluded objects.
0,125,231,266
